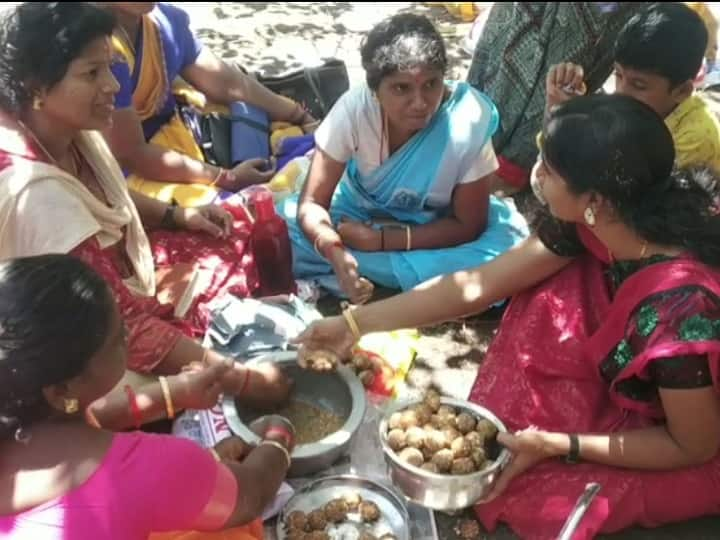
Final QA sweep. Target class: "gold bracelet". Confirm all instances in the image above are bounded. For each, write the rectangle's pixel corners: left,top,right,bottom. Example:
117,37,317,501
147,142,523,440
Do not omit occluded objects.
260,440,292,469
209,448,221,462
405,225,412,251
210,168,224,186
158,376,175,420
85,407,102,429
342,307,362,341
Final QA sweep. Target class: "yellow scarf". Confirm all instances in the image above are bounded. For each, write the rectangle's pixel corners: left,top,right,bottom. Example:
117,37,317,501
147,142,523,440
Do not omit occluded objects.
112,15,169,121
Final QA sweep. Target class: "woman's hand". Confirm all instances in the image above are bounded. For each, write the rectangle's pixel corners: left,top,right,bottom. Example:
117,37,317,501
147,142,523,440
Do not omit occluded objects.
337,219,382,252
328,247,375,304
213,436,253,462
178,204,233,238
293,316,357,368
168,360,231,411
250,414,297,453
480,428,560,503
220,158,276,191
546,62,587,111
233,362,293,411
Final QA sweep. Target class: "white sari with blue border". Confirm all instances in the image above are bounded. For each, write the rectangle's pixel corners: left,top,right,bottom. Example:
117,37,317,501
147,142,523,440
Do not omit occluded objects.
280,82,528,292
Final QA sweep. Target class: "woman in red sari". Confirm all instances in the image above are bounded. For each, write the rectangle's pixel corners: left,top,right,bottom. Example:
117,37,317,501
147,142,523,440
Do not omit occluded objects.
296,93,720,538
0,2,290,421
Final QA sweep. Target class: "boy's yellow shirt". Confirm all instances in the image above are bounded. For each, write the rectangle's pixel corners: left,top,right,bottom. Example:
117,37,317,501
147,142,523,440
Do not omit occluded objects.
666,94,720,173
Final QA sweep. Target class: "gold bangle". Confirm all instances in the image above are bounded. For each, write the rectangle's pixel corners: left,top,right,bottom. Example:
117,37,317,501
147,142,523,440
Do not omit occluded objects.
85,407,102,429
405,225,412,251
260,440,292,469
209,448,221,462
210,168,224,186
342,307,362,341
158,376,175,420
313,234,323,255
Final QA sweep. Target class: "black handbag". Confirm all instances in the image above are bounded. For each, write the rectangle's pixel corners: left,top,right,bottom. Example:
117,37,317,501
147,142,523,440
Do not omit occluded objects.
256,59,350,119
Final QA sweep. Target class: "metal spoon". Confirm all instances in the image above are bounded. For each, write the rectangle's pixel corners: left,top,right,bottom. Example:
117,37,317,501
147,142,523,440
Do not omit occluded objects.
557,482,601,540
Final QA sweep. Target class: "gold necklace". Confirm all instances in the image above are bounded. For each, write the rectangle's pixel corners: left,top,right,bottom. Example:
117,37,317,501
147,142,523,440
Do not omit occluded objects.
17,120,79,178
638,241,649,259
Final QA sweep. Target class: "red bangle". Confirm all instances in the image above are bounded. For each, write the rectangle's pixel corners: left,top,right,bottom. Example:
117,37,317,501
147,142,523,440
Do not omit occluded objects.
265,426,294,448
239,367,251,396
323,240,344,258
124,385,142,429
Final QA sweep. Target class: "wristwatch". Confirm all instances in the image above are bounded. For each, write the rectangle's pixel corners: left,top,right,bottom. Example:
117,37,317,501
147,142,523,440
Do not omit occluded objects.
565,433,581,464
161,198,179,230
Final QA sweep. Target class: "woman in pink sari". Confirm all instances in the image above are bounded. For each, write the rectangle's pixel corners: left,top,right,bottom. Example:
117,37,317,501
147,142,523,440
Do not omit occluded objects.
0,255,292,540
296,94,720,538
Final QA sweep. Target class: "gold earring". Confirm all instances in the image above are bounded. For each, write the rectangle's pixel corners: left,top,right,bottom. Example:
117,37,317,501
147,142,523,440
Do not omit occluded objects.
32,96,43,111
64,398,79,415
583,207,596,227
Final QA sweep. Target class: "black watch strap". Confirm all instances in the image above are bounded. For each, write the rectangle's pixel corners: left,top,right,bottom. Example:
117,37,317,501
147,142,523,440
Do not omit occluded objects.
565,433,580,464
161,198,179,230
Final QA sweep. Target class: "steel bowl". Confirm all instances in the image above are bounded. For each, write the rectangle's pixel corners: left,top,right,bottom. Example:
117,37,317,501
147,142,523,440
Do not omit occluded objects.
379,397,511,511
222,351,366,477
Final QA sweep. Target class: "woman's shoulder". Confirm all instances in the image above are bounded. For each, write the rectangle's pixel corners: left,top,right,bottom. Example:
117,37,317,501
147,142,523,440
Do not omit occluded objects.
153,2,193,27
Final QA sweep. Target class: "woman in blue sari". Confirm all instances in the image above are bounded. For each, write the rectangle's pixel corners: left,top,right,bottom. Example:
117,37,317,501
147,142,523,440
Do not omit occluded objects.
280,14,528,303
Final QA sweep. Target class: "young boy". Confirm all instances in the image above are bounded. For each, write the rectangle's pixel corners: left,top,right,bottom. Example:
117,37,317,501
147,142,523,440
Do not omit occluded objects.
547,2,720,173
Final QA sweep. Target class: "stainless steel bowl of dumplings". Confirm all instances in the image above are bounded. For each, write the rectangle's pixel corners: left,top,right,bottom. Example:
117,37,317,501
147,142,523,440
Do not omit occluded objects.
379,396,510,511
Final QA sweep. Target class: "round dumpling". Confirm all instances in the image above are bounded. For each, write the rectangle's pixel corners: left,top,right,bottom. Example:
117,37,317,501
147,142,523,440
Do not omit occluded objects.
431,414,456,430
399,410,421,430
451,457,476,475
324,499,349,523
437,405,456,417
423,390,442,413
359,500,381,523
398,447,424,468
431,449,454,473
424,429,446,453
471,448,487,469
412,404,433,426
387,429,407,452
455,412,477,434
307,509,327,531
352,353,373,371
405,426,426,449
303,349,339,371
421,462,440,473
388,412,403,430
285,510,308,532
476,419,498,439
343,492,362,512
456,519,482,540
451,436,472,459
442,427,462,446
464,431,484,450
359,533,378,540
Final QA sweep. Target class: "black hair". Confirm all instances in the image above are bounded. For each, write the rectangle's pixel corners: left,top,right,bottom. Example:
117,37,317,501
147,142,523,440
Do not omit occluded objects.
0,255,114,441
360,13,447,90
543,93,720,266
615,2,707,87
0,2,116,113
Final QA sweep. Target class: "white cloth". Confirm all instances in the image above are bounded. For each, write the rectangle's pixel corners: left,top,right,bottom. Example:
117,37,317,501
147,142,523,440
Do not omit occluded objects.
314,83,498,208
0,129,156,296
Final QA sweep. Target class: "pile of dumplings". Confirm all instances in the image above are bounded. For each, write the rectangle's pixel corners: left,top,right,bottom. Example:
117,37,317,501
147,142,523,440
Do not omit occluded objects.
284,493,396,540
385,390,498,475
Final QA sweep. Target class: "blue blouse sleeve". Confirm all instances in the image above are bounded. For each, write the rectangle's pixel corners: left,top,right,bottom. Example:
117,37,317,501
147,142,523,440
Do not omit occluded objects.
111,61,134,109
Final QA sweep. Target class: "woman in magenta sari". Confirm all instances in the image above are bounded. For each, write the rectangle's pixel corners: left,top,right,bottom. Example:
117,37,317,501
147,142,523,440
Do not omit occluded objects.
295,94,720,538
